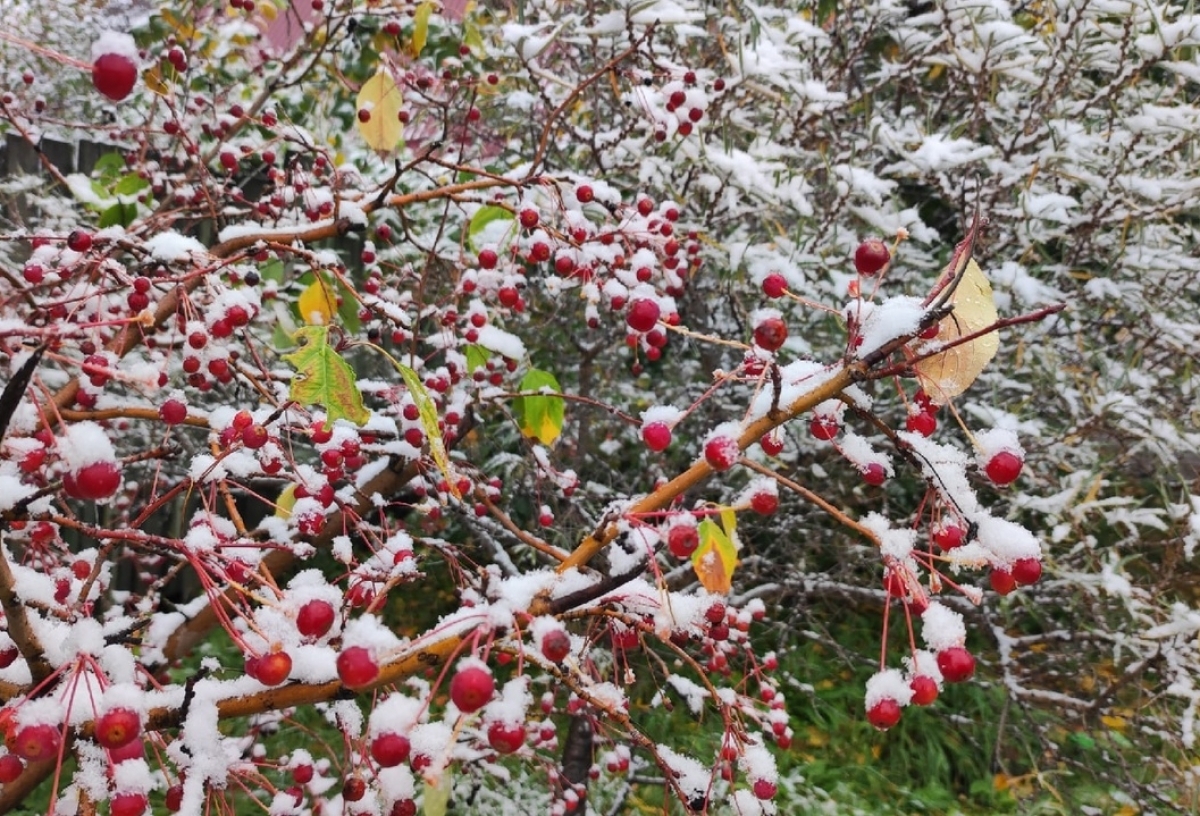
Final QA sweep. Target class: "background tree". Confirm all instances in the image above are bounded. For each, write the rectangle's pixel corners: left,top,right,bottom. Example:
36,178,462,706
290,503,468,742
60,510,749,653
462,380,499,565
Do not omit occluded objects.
1,0,1198,814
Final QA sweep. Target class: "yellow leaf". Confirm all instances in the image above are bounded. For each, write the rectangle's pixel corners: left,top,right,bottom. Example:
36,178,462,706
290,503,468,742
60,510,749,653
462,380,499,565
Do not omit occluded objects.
355,68,404,153
275,484,297,519
298,276,339,325
409,1,434,58
927,63,945,80
914,258,999,403
143,64,169,96
692,513,739,594
1101,714,1127,731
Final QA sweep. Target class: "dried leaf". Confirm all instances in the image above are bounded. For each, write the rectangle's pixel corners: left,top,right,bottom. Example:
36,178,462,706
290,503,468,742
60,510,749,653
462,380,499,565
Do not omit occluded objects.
355,68,404,153
914,258,999,403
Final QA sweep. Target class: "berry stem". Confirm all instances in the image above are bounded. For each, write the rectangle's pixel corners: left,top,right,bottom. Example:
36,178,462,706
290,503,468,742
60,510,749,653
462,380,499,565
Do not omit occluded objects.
739,459,880,544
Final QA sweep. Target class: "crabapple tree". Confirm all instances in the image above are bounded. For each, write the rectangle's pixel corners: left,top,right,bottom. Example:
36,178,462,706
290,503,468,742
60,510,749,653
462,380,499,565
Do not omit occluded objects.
0,0,1078,813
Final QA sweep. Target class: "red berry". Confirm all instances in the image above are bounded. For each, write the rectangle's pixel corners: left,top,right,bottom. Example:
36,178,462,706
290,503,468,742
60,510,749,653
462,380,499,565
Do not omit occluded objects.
292,764,313,784
906,411,937,437
111,792,148,816
866,698,901,730
760,432,784,456
165,784,184,812
853,239,891,276
0,754,23,783
95,708,141,750
667,525,698,559
989,567,1016,595
642,422,671,452
985,450,1023,485
861,463,887,486
932,523,965,551
574,184,594,204
311,422,334,444
936,646,975,683
63,461,122,501
159,399,187,425
518,209,539,229
761,273,787,298
809,416,839,441
554,255,576,276
342,777,366,802
67,230,93,253
370,732,411,767
704,435,739,471
0,647,18,668
108,737,144,764
336,646,379,688
626,299,661,333
749,492,778,515
296,599,335,638
751,779,777,800
752,317,787,352
248,651,292,685
486,721,526,754
92,52,138,101
390,800,417,816
1012,557,1042,586
541,629,571,663
12,724,61,761
449,664,494,713
910,675,939,706
478,248,498,269
241,425,269,449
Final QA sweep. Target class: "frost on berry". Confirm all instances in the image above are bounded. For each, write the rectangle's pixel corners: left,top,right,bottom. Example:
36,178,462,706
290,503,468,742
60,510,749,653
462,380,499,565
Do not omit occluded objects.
640,405,682,453
91,32,139,101
449,659,495,713
703,423,741,471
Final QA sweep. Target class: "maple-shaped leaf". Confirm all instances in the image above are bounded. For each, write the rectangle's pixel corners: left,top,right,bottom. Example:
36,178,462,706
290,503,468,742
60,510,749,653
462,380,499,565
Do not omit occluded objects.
283,326,370,426
914,258,999,404
692,508,739,594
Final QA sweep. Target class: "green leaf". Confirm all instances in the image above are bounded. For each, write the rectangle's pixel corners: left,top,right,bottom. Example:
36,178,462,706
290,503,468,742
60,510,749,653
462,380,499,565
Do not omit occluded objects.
422,767,452,816
392,360,455,494
93,152,125,185
98,202,137,228
336,277,362,335
464,345,489,374
259,259,285,284
467,205,515,253
513,369,564,445
282,326,370,426
114,173,150,196
367,344,457,496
